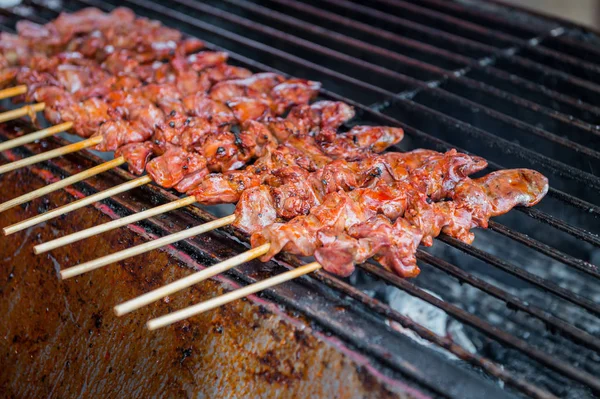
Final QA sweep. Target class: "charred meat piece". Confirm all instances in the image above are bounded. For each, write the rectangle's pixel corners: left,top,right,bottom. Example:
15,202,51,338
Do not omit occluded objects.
146,147,207,188
233,185,279,235
209,72,284,103
270,79,321,114
316,126,404,160
182,94,236,126
115,141,156,175
287,101,355,133
450,169,549,229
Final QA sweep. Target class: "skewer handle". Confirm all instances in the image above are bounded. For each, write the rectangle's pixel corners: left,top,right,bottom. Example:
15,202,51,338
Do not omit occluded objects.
0,156,125,214
60,214,236,280
35,195,197,253
0,122,72,152
114,244,271,316
4,175,152,235
146,262,322,330
0,135,102,175
0,103,45,124
0,85,27,101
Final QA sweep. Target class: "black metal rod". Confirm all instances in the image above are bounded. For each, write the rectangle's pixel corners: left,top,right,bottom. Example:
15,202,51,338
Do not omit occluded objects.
267,0,475,65
226,0,600,161
369,0,538,44
417,251,600,352
488,221,600,279
358,261,600,393
521,207,600,247
322,0,498,53
380,0,552,37
324,0,526,48
439,235,600,316
467,62,600,125
310,267,558,399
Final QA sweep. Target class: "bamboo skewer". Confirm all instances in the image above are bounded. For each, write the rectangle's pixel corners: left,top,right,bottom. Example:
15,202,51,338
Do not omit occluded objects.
0,85,27,100
4,175,152,235
0,122,73,152
0,156,126,214
0,135,102,175
59,214,236,280
35,195,197,253
147,261,322,330
0,103,45,123
114,244,271,316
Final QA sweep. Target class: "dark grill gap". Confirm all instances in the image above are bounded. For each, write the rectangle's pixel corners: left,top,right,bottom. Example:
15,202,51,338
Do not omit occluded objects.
4,0,600,398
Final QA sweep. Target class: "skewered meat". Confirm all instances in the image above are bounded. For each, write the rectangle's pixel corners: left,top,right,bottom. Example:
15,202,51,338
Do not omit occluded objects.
249,150,491,276
316,125,405,160
186,120,406,201
287,100,355,133
233,150,444,235
449,169,549,229
145,146,207,188
0,7,550,283
252,167,547,278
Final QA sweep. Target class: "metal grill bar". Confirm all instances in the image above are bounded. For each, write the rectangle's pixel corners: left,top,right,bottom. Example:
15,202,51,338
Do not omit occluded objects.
358,261,600,393
492,53,600,105
517,43,600,84
488,221,599,279
409,85,600,161
520,207,600,247
387,0,553,37
438,75,600,147
142,0,600,200
439,235,600,316
416,251,600,352
224,0,600,165
314,0,498,54
546,35,600,66
340,0,526,47
386,98,600,198
463,64,600,126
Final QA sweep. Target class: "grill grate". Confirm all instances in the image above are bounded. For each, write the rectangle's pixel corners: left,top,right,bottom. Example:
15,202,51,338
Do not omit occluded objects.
1,0,600,398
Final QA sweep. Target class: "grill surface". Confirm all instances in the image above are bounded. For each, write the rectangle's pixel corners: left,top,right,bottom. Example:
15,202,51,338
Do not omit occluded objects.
0,0,599,398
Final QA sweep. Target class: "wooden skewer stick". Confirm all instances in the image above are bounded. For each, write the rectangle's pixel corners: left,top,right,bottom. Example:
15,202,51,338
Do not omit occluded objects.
114,244,271,316
147,261,322,330
0,135,102,175
0,156,126,214
35,195,197,254
0,85,27,100
0,103,45,124
59,214,236,280
4,175,152,235
0,121,73,152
